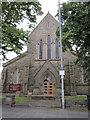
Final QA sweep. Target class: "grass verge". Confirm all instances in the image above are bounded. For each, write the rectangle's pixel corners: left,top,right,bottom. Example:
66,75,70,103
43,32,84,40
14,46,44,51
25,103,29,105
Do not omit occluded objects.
65,95,87,101
0,96,6,99
15,96,30,103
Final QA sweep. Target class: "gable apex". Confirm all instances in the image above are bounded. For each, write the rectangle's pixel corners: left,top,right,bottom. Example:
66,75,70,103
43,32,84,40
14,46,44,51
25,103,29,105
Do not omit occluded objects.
29,12,59,36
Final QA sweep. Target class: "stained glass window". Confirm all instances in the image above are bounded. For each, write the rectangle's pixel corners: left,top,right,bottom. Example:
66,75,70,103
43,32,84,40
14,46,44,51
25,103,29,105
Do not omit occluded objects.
39,40,43,59
55,39,59,59
47,35,51,59
48,22,50,28
82,70,88,84
13,68,18,84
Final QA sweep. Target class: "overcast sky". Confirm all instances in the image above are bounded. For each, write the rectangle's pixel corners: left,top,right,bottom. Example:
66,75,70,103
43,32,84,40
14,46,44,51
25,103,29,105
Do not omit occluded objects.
0,0,68,72
18,0,68,31
38,0,68,21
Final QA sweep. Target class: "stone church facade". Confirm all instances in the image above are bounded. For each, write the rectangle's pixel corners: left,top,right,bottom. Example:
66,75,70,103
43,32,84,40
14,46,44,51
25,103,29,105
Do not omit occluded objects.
2,13,88,96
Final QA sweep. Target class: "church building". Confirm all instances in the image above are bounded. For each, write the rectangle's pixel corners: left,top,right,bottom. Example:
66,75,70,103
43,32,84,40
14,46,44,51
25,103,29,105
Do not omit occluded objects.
2,13,88,97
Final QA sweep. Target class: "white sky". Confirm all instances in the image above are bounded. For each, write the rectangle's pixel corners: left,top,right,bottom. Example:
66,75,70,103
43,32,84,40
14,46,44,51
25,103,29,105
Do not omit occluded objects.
0,0,68,72
38,0,68,21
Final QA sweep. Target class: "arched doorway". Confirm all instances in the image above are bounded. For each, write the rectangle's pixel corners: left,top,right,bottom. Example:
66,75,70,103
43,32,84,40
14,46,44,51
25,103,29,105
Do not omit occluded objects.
43,74,53,96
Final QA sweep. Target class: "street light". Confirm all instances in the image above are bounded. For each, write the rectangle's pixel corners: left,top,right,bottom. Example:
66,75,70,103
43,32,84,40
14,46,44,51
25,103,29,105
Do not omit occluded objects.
58,0,65,109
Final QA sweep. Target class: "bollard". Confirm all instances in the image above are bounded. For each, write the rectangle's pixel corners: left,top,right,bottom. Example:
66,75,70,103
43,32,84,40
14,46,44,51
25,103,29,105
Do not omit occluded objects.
11,95,15,107
87,94,90,111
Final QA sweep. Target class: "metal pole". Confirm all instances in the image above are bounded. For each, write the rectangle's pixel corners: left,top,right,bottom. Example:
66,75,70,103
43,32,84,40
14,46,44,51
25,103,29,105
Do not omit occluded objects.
58,0,64,109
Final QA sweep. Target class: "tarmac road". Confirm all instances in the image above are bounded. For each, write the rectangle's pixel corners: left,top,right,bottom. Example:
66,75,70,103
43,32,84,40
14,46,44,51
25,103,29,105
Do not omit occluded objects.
2,105,89,119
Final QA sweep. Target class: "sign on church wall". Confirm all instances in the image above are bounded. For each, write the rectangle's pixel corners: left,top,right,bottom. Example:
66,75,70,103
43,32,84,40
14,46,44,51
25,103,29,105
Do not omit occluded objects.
9,84,21,91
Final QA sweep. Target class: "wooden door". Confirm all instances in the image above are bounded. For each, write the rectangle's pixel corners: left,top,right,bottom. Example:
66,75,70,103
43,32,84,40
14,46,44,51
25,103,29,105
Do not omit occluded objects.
43,81,53,96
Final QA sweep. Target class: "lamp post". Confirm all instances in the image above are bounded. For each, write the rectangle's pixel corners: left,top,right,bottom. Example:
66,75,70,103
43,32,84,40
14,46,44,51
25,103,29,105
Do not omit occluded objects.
58,0,65,109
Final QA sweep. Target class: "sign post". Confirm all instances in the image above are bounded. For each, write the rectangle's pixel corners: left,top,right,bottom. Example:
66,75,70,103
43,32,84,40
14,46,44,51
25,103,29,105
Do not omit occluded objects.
58,0,65,109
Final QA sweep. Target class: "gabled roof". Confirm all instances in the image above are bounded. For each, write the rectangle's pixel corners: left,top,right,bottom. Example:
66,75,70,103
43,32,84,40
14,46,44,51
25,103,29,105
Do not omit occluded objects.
3,13,59,67
3,52,27,67
29,12,59,36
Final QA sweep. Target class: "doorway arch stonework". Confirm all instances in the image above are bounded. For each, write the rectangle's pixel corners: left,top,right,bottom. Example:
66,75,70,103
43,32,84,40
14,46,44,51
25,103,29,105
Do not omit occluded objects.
33,60,60,96
41,70,56,96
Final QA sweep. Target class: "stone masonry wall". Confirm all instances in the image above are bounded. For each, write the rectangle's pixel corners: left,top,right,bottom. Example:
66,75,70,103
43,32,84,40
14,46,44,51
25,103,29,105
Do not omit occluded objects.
2,13,89,96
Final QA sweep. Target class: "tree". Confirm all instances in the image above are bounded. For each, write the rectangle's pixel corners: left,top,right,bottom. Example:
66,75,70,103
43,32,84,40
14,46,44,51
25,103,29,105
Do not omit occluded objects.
1,1,43,60
56,2,90,78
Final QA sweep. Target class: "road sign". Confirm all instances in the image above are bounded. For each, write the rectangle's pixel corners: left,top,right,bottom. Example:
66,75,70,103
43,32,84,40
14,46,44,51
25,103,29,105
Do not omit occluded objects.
59,70,65,76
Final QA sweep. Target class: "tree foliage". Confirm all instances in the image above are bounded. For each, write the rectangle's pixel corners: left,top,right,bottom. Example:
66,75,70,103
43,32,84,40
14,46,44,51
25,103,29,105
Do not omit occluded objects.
1,1,43,60
56,2,90,78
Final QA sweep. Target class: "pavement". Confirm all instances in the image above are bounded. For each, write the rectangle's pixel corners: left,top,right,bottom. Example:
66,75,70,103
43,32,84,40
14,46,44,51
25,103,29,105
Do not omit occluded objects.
1,104,89,119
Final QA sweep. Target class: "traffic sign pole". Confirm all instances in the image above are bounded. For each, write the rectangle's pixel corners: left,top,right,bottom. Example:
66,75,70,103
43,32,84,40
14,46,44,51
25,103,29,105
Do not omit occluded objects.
58,0,65,109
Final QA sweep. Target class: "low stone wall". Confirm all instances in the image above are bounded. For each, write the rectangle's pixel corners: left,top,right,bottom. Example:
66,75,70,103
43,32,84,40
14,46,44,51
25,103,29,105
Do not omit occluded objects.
31,95,55,100
76,85,88,95
65,100,87,109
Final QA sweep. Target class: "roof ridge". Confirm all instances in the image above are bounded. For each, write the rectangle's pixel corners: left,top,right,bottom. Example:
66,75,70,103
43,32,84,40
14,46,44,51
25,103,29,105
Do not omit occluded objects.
3,52,27,67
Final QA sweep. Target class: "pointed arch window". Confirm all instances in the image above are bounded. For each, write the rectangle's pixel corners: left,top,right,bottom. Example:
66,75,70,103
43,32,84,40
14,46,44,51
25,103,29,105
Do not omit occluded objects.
48,22,50,28
13,68,18,84
55,39,59,59
39,39,43,59
47,35,51,59
82,70,88,84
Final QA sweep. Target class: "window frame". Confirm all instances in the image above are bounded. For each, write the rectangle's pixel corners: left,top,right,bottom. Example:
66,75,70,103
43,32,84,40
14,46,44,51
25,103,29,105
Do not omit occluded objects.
13,68,18,84
55,39,59,59
82,70,88,84
47,35,51,59
39,39,43,59
48,21,50,28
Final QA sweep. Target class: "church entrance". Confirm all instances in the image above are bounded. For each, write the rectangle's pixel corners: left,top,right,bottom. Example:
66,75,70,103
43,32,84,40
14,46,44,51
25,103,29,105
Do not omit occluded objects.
43,77,53,96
